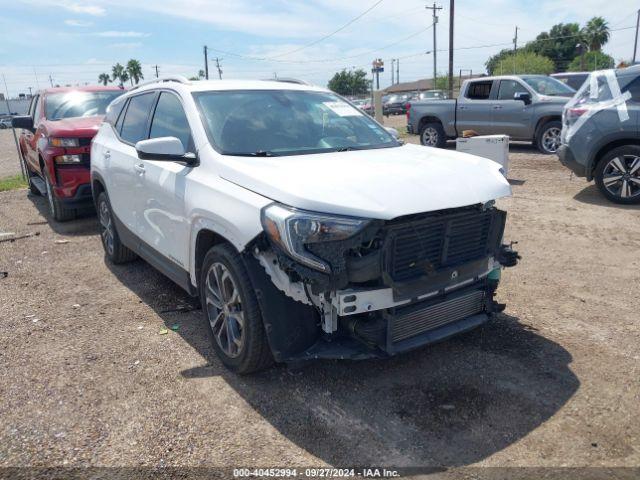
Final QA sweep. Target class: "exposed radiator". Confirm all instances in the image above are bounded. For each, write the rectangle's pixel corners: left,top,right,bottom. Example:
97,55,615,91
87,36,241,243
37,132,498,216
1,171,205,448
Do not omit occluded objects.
389,289,485,342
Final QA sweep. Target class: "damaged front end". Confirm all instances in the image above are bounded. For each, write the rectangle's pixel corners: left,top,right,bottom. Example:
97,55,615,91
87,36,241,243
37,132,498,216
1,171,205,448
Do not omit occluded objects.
245,202,519,363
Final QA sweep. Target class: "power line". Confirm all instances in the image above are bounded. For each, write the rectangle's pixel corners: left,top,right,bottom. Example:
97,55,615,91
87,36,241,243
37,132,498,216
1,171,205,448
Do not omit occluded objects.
266,0,386,59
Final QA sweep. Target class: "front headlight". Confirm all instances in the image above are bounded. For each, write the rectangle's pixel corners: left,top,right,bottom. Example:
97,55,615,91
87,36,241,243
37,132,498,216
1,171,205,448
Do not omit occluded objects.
50,137,79,147
261,203,371,273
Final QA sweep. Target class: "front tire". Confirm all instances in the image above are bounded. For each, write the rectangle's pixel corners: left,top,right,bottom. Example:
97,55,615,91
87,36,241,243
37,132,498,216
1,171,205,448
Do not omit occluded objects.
420,122,446,148
536,120,562,154
199,244,273,374
594,145,640,205
97,192,137,263
44,170,75,222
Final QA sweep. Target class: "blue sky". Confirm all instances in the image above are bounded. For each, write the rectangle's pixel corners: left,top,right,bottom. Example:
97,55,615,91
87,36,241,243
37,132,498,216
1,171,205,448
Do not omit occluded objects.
0,0,638,96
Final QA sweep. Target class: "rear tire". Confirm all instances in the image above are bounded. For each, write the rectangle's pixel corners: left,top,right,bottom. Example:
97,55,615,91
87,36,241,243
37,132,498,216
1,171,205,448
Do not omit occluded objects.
97,192,137,263
535,120,562,154
199,243,273,374
419,122,446,148
44,170,75,222
594,145,640,205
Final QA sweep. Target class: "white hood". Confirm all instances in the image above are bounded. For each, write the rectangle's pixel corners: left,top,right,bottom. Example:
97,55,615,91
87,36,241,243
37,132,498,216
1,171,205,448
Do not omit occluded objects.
217,143,511,220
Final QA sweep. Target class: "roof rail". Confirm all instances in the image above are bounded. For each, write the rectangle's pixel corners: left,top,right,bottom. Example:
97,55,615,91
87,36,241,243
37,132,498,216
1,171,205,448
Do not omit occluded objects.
129,75,191,91
262,78,312,86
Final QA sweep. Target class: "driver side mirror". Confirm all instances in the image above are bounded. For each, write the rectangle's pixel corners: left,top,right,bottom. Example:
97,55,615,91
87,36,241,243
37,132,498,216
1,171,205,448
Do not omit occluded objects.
514,91,531,105
385,127,399,139
135,137,196,165
12,115,34,131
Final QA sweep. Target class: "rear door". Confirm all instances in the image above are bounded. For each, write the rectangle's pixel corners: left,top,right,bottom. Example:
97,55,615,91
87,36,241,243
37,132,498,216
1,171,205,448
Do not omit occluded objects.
456,80,495,135
491,79,533,138
136,90,195,269
103,91,157,233
23,94,41,172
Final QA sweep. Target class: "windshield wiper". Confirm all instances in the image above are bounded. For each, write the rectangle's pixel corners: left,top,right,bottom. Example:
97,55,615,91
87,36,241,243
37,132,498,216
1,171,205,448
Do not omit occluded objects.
223,150,278,157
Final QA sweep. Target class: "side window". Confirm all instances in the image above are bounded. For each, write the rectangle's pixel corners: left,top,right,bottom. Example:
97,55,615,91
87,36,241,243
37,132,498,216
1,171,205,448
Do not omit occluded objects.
623,76,640,102
33,96,42,123
497,80,524,100
149,92,192,150
105,96,126,126
465,81,493,100
28,95,39,116
120,92,156,144
114,99,128,134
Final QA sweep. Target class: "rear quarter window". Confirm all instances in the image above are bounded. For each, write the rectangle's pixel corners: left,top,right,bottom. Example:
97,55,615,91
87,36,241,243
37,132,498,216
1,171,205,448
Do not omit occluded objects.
119,92,156,144
104,96,127,126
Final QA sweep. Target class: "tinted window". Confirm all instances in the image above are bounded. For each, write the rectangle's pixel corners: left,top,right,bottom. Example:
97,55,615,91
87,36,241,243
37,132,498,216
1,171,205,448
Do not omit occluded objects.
120,93,156,144
149,92,192,150
33,96,42,122
104,96,127,126
466,81,492,100
45,91,123,120
193,90,397,156
115,99,128,133
623,76,640,102
497,80,524,100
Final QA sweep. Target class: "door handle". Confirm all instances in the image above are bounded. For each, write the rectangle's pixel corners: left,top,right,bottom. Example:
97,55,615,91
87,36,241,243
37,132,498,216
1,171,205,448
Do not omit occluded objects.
103,150,111,159
134,163,145,174
458,106,466,110
492,105,502,110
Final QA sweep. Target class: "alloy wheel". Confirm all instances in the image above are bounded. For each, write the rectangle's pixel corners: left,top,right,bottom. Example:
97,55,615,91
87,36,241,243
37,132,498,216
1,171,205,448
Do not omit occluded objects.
205,262,245,358
422,127,439,147
541,127,561,153
99,200,115,256
602,155,640,200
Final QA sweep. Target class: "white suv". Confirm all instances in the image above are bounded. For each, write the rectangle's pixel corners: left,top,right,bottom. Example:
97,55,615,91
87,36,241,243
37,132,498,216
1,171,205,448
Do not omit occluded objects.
91,76,519,374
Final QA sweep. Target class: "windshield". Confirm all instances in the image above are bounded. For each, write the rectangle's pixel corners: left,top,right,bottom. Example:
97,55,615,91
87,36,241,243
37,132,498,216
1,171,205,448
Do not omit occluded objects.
193,90,398,156
45,91,123,120
522,77,575,97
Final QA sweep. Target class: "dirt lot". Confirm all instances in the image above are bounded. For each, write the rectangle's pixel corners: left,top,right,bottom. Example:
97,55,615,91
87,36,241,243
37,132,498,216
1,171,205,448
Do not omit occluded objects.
1,120,639,477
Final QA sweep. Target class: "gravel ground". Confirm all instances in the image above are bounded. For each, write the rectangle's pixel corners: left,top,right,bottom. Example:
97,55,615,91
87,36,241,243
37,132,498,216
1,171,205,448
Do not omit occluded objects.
0,122,639,477
0,129,23,179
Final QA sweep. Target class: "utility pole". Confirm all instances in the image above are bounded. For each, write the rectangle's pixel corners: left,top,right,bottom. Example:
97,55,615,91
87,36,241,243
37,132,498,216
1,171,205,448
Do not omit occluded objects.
447,0,454,99
28,87,32,97
154,65,159,78
425,3,442,88
214,57,223,80
633,9,639,63
396,58,399,84
391,59,395,85
513,26,518,53
203,46,209,80
48,75,53,88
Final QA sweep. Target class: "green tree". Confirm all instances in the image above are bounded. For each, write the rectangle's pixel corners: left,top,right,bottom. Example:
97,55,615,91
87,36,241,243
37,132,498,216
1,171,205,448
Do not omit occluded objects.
188,70,206,81
98,73,111,86
111,63,127,87
494,51,555,75
582,16,610,51
126,59,144,85
568,50,614,71
485,48,517,75
526,22,582,72
327,69,369,96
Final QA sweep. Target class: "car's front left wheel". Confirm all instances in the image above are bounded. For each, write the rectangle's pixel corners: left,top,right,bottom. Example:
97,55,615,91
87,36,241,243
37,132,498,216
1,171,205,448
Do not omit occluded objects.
199,243,273,374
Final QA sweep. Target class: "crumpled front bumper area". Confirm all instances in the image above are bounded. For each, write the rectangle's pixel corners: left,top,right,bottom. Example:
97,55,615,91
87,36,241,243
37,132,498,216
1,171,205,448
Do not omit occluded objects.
249,205,519,363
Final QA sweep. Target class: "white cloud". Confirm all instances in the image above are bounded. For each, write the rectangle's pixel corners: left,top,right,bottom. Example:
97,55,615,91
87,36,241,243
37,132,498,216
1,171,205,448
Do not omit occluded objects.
64,19,93,27
96,31,151,38
107,42,143,48
65,3,105,16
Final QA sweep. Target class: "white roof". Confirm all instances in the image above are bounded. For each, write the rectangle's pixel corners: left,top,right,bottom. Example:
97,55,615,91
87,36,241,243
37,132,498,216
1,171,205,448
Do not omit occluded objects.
131,78,328,94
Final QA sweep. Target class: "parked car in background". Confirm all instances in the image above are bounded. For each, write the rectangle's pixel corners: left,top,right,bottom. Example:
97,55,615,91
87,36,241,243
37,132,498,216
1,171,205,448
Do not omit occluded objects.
411,90,448,101
0,117,13,129
558,65,640,204
407,75,576,154
351,98,374,115
91,77,518,374
551,72,589,91
383,93,411,115
12,86,124,221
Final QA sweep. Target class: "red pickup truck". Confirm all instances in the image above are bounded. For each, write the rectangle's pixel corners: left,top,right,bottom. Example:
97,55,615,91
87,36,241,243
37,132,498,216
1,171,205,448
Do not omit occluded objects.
12,86,123,221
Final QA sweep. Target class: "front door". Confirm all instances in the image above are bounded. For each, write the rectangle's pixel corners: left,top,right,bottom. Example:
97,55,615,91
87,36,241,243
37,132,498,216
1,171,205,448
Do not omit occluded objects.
136,91,194,270
491,79,532,139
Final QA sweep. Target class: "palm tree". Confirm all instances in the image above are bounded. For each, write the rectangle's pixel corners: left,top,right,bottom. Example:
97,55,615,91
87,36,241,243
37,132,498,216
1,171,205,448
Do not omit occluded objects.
582,17,610,51
98,73,110,86
111,63,126,87
126,59,144,85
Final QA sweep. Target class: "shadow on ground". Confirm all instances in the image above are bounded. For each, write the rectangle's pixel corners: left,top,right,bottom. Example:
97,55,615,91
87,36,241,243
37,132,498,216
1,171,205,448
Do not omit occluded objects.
27,192,99,236
107,258,579,469
573,184,640,210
